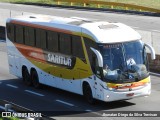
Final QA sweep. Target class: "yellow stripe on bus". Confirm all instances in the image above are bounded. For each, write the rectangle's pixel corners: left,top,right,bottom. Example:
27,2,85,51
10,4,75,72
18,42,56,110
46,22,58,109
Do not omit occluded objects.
107,76,150,89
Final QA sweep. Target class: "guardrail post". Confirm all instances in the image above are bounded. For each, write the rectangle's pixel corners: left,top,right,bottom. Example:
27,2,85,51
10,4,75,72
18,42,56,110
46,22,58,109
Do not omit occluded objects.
111,5,114,9
70,2,73,6
57,0,61,5
97,4,100,8
5,104,12,112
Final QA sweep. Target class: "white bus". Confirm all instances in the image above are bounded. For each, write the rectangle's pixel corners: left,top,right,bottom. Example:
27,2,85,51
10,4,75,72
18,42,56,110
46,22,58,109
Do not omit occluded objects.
6,15,155,104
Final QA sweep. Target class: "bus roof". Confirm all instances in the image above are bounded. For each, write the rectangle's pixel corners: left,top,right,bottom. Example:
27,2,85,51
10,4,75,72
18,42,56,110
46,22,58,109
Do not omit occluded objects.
7,15,141,43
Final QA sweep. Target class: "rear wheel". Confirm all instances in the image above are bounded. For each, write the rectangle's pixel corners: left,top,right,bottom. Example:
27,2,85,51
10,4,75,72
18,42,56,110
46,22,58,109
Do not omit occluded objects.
83,84,95,104
31,70,41,89
22,68,32,86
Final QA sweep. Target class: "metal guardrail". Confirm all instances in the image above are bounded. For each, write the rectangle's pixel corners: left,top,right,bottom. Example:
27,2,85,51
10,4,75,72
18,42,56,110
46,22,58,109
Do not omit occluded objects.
54,0,160,13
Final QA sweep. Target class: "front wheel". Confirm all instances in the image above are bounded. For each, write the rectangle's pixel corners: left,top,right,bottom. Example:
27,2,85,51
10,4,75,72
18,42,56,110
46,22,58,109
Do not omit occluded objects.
83,84,95,104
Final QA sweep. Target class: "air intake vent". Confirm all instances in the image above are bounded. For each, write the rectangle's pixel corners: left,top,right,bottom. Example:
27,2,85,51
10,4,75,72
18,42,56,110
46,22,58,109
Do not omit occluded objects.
98,24,118,29
29,16,36,18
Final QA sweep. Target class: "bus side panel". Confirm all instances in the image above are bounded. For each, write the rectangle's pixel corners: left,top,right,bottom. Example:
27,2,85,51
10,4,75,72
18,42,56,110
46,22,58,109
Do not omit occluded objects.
7,51,17,76
55,78,82,95
14,54,22,77
36,67,57,87
7,40,17,76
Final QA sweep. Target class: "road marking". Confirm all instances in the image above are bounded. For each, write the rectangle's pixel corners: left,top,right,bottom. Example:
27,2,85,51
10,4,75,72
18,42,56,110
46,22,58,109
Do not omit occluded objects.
56,99,74,107
144,96,149,97
6,84,18,89
152,30,160,32
25,90,44,97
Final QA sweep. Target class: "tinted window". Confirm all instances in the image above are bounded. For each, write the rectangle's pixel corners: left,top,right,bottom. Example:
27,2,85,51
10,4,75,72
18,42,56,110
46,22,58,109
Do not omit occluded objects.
24,27,35,46
15,25,24,44
59,33,71,55
29,28,35,46
41,30,47,49
36,29,46,48
6,23,15,42
35,29,41,48
72,36,85,59
47,31,58,52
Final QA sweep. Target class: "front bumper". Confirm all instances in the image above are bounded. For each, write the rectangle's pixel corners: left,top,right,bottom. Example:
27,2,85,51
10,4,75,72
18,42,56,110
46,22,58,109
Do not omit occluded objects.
103,82,151,102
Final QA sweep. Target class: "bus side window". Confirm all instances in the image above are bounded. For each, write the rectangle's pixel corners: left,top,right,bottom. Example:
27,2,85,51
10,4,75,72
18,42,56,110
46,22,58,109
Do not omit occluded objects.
47,31,58,52
24,27,35,46
15,25,24,44
72,36,85,60
24,27,29,45
41,30,47,49
6,23,15,42
6,23,12,41
59,33,71,55
29,28,35,46
35,29,41,48
35,29,46,49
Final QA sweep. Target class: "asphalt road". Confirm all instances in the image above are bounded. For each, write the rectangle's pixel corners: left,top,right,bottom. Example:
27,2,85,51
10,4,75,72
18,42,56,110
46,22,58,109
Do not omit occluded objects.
0,2,160,32
0,42,160,120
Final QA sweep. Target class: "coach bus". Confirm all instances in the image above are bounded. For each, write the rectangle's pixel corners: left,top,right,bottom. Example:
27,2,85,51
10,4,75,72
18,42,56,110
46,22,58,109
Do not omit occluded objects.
6,15,155,104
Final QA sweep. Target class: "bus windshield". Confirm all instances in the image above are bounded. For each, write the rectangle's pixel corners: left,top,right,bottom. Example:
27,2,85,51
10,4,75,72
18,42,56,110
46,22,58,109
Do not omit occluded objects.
98,40,148,83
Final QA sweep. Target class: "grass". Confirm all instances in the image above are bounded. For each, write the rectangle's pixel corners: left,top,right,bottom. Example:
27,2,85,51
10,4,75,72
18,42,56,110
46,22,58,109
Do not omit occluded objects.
0,0,54,4
99,0,160,9
0,0,159,11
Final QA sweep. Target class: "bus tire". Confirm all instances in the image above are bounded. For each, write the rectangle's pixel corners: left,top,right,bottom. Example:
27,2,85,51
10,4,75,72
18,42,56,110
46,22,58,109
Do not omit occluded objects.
31,70,41,89
22,67,32,86
83,83,95,104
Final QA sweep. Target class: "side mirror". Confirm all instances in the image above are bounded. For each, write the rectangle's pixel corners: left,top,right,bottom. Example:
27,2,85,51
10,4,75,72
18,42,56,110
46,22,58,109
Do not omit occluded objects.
90,47,103,67
145,43,156,60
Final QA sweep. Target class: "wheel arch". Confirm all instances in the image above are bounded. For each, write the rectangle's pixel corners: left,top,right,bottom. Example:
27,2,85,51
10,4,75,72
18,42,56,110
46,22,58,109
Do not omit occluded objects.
82,81,94,96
